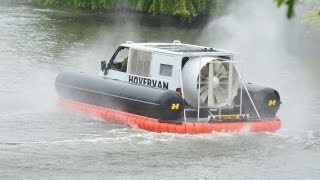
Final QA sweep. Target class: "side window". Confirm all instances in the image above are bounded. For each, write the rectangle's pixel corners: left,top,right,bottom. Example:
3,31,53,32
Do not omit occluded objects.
129,49,152,77
111,47,129,72
159,64,173,77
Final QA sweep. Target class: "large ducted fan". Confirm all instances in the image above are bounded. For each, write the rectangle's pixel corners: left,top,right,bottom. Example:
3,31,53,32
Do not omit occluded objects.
182,57,240,108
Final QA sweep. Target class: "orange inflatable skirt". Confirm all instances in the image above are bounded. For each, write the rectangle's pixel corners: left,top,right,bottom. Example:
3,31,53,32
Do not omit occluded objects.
58,99,281,134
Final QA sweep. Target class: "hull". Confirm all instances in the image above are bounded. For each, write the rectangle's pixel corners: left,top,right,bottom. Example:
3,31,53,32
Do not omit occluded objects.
55,72,184,122
58,98,281,134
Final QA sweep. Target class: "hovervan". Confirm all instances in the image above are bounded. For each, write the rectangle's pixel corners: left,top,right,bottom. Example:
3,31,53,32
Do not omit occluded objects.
55,40,281,134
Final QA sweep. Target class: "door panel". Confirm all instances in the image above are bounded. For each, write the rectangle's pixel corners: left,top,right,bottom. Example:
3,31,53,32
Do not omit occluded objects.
150,53,181,90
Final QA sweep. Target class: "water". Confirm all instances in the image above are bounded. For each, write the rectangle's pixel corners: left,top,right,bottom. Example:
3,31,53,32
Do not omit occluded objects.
0,1,320,179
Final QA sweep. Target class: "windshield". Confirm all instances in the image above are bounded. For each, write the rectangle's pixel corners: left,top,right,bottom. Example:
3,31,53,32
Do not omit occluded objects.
114,47,129,63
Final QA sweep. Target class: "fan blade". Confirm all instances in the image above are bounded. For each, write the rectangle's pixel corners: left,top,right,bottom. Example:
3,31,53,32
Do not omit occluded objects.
227,62,234,103
199,81,209,85
213,93,218,105
215,62,224,75
214,88,226,104
200,85,208,93
217,64,228,78
200,90,208,102
219,83,228,89
208,63,214,106
213,61,221,74
218,71,228,79
201,65,209,77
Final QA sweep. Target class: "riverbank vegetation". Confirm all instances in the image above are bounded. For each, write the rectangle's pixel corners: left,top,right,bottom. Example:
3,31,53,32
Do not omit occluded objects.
304,8,320,32
303,0,320,32
33,0,227,23
277,0,320,32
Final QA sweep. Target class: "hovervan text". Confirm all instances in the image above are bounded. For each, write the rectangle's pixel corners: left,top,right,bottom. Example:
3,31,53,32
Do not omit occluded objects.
128,75,169,89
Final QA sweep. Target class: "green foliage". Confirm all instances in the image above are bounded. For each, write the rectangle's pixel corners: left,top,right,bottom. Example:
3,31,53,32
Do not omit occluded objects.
276,0,320,32
276,0,296,18
136,0,153,12
172,0,196,22
304,8,320,32
148,0,161,14
303,0,320,33
159,0,175,15
33,0,226,23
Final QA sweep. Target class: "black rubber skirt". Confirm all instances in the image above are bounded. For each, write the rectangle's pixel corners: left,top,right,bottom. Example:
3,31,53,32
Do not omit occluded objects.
55,72,184,122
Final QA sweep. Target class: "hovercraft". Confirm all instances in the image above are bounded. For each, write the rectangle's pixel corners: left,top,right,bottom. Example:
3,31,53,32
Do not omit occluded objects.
55,40,281,134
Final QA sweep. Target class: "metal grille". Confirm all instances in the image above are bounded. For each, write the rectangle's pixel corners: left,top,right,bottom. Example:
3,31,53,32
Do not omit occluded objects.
130,49,152,76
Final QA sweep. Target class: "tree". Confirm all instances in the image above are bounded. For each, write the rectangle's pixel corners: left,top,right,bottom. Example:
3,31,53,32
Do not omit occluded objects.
276,0,320,32
276,0,320,18
304,8,320,32
276,0,296,18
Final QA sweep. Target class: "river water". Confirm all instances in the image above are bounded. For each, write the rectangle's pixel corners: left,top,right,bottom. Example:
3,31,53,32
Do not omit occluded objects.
0,0,320,179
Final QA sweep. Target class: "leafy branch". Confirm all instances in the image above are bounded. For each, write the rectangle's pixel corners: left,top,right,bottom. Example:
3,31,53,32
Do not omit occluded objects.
276,0,296,18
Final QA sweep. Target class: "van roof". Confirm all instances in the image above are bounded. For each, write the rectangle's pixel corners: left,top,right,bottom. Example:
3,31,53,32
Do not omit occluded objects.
120,41,238,57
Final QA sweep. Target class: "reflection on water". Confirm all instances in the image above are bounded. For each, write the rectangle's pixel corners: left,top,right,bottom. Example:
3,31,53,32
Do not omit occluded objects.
0,0,320,179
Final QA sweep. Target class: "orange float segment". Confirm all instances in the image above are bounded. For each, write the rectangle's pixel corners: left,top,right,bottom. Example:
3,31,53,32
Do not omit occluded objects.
112,112,119,122
194,124,203,134
160,123,168,133
230,123,242,132
211,123,220,132
125,115,135,126
148,121,154,132
263,121,272,132
270,119,281,132
145,120,153,132
202,124,213,133
167,123,177,133
175,123,186,134
153,121,161,133
138,118,146,129
256,122,265,132
248,122,256,131
185,123,195,134
101,110,108,118
134,117,142,127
